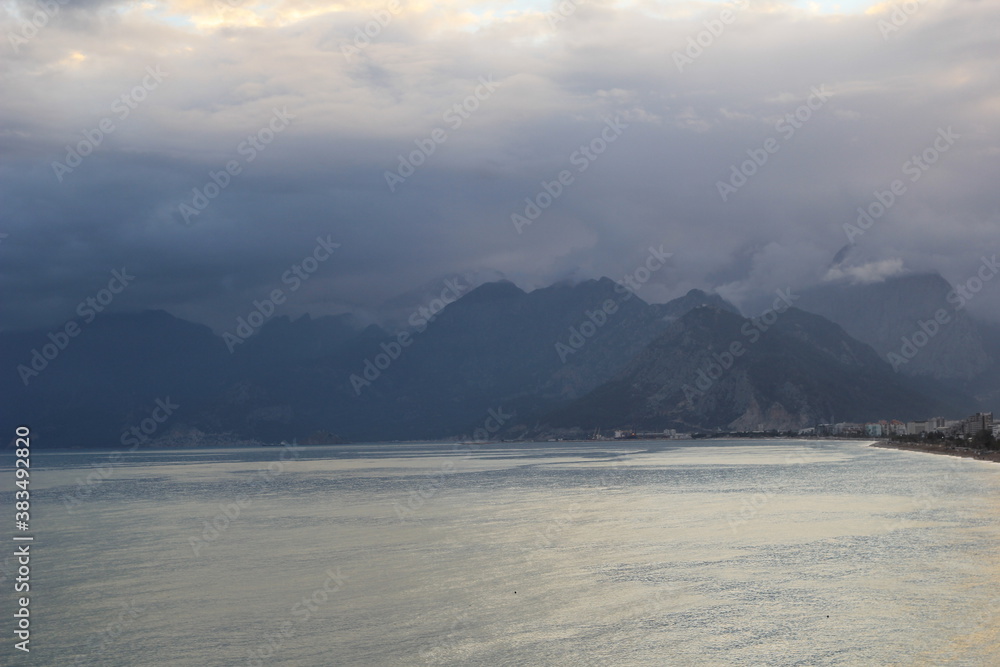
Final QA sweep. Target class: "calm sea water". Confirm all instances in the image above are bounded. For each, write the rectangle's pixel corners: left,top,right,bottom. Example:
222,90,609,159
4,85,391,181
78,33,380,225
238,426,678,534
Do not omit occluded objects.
4,439,1000,666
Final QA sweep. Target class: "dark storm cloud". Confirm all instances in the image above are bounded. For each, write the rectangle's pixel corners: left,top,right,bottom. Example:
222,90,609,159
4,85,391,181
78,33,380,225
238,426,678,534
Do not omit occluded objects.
1,0,999,332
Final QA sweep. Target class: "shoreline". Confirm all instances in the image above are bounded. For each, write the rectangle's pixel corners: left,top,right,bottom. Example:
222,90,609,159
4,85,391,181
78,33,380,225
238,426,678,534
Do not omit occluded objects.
870,439,1000,464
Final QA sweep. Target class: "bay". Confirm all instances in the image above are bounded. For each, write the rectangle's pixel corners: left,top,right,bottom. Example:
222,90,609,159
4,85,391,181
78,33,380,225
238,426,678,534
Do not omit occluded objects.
9,439,1000,666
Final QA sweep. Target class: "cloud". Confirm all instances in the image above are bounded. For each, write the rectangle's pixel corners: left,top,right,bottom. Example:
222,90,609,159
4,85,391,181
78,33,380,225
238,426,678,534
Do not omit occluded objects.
2,0,999,332
824,258,906,284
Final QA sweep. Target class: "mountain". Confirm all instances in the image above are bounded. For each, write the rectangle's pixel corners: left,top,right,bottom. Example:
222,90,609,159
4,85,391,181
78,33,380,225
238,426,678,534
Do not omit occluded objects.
2,279,736,446
797,273,992,380
230,313,365,365
0,280,974,447
369,269,506,330
967,320,1000,406
653,288,741,321
0,310,228,447
216,313,381,442
343,279,748,438
527,306,964,436
329,278,675,440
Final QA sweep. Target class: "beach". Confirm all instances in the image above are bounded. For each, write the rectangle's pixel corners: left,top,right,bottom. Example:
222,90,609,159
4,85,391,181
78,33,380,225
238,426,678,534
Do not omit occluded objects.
871,439,1000,463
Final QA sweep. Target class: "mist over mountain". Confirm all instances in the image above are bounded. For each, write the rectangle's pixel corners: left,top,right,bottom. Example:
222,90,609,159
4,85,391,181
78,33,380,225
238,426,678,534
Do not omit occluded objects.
1,276,984,448
1,279,735,446
524,306,965,438
368,269,509,332
798,273,993,380
795,271,1000,415
652,288,741,321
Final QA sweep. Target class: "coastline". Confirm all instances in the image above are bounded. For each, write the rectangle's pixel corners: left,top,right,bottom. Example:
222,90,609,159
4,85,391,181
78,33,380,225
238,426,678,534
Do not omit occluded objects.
870,439,1000,464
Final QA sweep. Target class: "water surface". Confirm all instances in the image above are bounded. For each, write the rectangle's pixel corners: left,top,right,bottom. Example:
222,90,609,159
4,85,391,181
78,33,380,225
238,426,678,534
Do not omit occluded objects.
6,439,1000,665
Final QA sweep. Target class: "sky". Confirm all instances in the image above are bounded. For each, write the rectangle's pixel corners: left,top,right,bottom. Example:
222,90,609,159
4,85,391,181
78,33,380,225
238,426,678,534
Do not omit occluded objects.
2,0,999,332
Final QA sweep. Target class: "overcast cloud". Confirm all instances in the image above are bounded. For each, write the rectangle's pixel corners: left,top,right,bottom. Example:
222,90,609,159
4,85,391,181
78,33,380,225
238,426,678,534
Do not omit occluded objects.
2,0,999,331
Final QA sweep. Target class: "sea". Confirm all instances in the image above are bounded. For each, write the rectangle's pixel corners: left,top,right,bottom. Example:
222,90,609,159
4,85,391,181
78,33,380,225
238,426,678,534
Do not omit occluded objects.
4,438,1000,666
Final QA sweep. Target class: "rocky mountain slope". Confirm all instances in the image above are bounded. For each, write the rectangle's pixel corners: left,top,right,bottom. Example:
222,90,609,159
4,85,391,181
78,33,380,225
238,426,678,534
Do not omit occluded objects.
525,306,965,436
1,280,740,446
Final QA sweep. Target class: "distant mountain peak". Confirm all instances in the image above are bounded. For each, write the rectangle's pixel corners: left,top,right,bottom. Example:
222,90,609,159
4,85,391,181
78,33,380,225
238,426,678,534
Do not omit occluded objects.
464,279,525,301
799,271,991,380
534,303,959,435
655,288,741,321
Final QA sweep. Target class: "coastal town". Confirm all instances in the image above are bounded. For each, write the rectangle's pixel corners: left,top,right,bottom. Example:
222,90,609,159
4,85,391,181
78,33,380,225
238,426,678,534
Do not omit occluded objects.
810,411,1000,461
803,411,997,444
608,411,999,452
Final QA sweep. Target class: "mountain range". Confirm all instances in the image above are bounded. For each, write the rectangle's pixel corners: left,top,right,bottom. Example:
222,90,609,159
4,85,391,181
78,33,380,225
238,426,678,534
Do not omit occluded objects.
2,273,995,447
